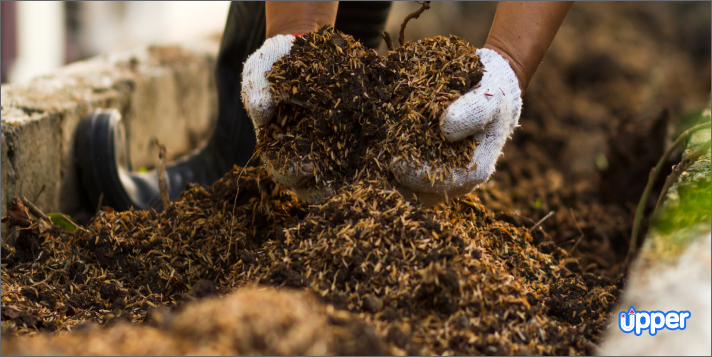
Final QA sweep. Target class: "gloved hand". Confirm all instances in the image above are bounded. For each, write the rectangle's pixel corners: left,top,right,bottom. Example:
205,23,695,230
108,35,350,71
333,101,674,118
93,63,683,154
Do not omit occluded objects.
391,48,523,207
241,34,333,203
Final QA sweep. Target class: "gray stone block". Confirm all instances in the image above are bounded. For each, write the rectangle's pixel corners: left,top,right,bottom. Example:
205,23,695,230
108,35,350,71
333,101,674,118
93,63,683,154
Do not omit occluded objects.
1,39,220,242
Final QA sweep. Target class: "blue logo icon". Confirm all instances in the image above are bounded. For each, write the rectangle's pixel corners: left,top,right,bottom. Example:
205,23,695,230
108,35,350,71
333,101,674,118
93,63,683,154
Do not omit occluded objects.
619,306,691,336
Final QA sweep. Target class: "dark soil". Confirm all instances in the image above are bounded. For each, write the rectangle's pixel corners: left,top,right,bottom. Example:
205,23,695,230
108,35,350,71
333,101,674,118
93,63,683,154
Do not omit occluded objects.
1,166,622,355
258,25,483,192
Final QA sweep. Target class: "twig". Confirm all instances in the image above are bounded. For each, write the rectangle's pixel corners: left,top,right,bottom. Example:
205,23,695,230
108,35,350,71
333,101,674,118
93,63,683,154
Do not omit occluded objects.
627,121,711,263
155,139,172,211
229,150,260,267
381,30,394,51
557,238,576,247
96,193,104,214
20,197,50,222
529,211,554,233
33,184,46,204
234,150,260,210
398,1,431,47
568,209,585,254
5,226,33,243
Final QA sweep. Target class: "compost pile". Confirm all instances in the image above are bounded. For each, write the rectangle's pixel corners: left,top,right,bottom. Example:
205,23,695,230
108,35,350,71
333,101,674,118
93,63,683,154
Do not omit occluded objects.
4,2,707,355
257,25,482,192
1,287,386,355
1,167,620,355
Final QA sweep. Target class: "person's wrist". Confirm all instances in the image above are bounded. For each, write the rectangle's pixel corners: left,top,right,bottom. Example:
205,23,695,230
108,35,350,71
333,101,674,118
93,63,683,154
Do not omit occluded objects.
483,43,528,95
265,2,338,40
266,20,319,39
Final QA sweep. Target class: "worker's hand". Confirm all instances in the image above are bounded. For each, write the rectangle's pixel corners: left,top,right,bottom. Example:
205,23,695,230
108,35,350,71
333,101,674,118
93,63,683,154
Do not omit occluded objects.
242,35,332,204
391,48,523,206
262,160,334,204
242,34,295,129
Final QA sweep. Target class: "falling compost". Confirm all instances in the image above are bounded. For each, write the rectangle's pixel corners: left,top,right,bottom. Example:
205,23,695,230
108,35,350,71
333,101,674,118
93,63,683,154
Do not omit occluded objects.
257,25,483,193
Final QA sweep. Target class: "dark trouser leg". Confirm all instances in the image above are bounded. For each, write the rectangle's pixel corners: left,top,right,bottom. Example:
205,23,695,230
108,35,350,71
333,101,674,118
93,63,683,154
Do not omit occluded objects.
75,2,267,212
213,1,266,168
75,1,392,212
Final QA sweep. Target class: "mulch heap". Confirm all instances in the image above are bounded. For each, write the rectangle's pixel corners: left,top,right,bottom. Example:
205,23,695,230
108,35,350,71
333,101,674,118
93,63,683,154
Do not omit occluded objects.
257,25,483,192
3,3,705,355
1,166,621,355
1,287,386,356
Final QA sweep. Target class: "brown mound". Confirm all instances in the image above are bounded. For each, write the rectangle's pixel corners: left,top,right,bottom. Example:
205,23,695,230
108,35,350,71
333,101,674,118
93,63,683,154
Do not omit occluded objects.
257,25,483,192
1,167,620,355
1,288,385,356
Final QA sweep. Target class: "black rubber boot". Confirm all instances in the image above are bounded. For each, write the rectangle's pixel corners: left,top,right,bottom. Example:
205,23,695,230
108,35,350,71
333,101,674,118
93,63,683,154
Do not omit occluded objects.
75,2,266,212
75,1,392,212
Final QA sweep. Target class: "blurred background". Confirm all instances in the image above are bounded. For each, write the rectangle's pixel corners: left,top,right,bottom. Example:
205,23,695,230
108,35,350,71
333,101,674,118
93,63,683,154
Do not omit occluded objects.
1,1,230,84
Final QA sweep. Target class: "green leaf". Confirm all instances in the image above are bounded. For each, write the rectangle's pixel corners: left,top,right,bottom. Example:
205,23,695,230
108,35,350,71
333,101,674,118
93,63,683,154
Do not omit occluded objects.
530,199,543,210
48,213,78,232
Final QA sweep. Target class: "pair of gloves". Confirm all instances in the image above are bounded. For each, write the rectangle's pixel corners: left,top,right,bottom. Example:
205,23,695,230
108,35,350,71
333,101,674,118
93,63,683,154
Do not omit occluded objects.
242,34,522,206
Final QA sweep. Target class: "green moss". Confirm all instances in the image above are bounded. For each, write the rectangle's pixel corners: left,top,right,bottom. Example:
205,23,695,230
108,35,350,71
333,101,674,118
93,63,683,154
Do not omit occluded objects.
639,106,711,263
652,175,711,235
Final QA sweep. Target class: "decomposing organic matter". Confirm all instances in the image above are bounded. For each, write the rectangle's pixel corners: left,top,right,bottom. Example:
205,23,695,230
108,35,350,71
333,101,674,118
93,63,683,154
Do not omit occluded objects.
258,25,483,193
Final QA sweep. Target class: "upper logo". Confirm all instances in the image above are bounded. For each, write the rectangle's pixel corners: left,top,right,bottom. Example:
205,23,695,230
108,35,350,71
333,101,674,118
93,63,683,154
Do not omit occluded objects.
619,306,691,336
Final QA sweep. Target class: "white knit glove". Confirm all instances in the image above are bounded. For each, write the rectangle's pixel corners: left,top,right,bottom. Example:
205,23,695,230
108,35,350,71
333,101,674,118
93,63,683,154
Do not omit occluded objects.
242,34,294,130
391,48,523,206
242,35,332,204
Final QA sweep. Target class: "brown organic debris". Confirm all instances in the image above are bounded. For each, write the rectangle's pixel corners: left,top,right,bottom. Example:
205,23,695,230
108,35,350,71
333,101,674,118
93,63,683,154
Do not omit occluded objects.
1,288,384,356
257,25,483,195
20,197,50,223
2,197,33,229
1,166,621,356
381,30,395,51
155,139,172,211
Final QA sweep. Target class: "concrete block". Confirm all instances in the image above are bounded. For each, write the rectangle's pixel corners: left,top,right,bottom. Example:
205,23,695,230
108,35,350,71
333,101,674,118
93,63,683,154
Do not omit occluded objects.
1,39,220,242
599,233,711,355
1,107,63,236
599,108,712,355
